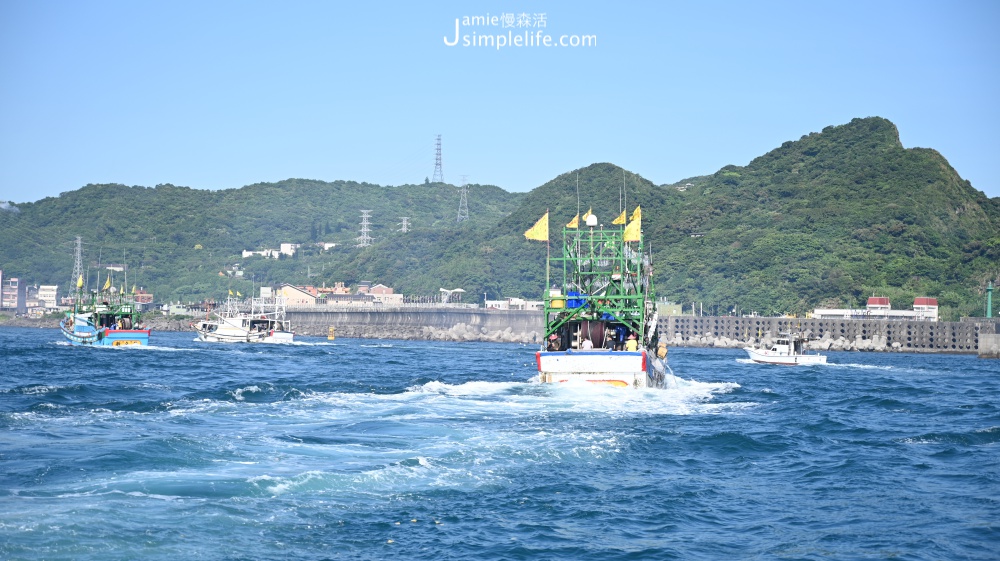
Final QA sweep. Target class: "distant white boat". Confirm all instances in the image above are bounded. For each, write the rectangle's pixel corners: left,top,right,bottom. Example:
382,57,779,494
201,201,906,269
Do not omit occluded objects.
744,333,826,365
195,296,294,344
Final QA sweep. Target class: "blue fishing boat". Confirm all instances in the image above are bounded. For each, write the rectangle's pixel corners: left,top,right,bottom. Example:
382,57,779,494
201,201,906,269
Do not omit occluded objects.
60,275,150,347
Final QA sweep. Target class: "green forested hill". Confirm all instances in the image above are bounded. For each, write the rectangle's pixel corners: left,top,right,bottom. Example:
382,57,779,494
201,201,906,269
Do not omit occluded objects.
1,117,997,319
648,117,1000,318
0,179,525,302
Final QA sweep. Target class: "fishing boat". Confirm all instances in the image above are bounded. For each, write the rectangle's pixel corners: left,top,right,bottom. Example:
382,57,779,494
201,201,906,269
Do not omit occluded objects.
60,276,150,347
528,207,671,388
194,296,294,344
744,333,827,365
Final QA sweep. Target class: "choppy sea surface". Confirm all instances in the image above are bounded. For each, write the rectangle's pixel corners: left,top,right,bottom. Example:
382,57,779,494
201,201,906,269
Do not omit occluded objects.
1,326,998,560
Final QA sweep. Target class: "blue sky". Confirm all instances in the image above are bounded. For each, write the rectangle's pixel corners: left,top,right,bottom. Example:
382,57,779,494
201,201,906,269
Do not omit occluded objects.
1,1,998,202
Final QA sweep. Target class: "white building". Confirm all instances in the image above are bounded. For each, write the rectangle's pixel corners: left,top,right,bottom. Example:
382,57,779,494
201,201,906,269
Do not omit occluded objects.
485,297,545,311
37,285,58,308
368,283,403,306
242,249,279,259
812,297,939,322
242,243,300,259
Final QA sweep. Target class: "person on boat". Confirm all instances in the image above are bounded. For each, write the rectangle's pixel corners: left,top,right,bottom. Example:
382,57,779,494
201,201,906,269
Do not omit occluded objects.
547,334,561,351
625,333,639,352
615,325,628,350
581,337,593,350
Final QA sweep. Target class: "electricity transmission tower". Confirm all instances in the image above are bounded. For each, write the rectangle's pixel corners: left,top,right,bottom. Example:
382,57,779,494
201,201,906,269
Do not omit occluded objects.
432,135,443,183
71,236,83,289
398,217,410,233
456,175,469,223
356,210,374,247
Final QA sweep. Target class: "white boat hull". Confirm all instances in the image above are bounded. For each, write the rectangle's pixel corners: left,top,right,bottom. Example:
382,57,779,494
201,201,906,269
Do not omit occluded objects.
195,319,294,344
196,330,294,344
537,350,656,388
744,346,826,365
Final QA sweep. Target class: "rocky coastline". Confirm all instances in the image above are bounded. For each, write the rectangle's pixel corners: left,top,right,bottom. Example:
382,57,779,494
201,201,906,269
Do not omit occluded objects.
667,331,906,353
1,315,543,344
292,322,542,344
0,315,195,333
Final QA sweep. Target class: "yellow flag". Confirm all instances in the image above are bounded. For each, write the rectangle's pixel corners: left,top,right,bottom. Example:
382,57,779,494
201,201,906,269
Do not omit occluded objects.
566,214,579,229
582,208,593,221
102,276,111,290
523,212,549,241
237,291,242,297
630,205,641,222
131,285,136,294
623,216,642,242
229,289,234,296
77,275,84,289
612,210,626,225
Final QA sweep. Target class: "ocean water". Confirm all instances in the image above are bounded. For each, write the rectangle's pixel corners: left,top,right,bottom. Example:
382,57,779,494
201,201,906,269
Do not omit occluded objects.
1,327,998,560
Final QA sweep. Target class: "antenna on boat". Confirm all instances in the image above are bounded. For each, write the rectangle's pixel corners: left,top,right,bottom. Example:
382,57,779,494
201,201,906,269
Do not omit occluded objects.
621,168,625,215
623,169,627,216
546,207,550,291
576,173,581,219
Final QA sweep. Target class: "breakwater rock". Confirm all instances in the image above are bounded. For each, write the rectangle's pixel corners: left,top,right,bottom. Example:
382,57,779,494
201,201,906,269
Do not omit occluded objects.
0,316,61,329
666,331,901,352
0,315,196,333
300,321,540,343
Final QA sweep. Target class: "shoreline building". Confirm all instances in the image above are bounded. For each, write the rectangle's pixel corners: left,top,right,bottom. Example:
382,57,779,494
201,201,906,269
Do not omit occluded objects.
812,297,939,322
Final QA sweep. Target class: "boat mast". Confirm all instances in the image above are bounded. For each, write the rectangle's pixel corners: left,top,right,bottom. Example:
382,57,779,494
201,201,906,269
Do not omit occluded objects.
621,169,625,215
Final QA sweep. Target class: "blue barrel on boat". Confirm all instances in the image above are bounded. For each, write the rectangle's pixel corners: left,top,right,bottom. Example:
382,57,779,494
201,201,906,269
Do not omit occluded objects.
567,292,587,308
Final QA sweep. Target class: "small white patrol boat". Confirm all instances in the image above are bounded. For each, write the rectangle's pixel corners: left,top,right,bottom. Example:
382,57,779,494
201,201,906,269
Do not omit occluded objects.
744,333,826,365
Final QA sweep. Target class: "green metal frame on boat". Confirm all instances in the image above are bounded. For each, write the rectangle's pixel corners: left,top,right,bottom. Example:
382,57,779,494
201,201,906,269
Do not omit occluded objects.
72,288,142,326
542,224,655,340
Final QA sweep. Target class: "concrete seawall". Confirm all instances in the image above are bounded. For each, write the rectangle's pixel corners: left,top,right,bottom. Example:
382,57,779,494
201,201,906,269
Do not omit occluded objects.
979,333,1000,358
286,307,998,355
287,307,543,343
662,315,998,355
7,309,994,356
